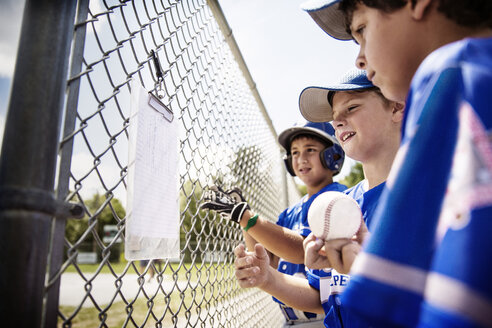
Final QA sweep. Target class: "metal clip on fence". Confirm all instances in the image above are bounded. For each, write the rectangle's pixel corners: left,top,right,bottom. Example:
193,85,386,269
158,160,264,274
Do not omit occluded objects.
150,50,165,98
149,49,173,122
0,187,84,219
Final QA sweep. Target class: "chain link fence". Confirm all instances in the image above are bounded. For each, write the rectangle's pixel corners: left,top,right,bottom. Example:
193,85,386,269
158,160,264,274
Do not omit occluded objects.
36,0,301,326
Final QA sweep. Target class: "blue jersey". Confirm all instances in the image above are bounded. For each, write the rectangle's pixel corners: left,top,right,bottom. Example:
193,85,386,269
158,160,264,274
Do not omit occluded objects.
345,180,385,232
307,180,385,328
342,37,492,327
274,182,347,323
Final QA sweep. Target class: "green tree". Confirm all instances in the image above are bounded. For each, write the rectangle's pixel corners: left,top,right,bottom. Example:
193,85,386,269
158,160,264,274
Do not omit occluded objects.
85,193,125,237
65,192,126,262
297,183,307,197
339,162,364,188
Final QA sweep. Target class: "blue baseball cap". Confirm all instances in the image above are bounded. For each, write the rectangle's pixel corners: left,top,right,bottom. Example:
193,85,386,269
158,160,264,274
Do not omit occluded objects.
301,0,352,40
299,68,374,122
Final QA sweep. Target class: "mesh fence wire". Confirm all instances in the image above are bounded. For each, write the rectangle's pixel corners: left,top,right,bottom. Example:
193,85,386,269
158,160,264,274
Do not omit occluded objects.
48,0,301,327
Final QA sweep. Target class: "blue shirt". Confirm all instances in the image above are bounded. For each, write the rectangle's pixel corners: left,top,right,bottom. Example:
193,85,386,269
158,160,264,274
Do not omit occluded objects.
342,37,492,327
274,182,347,322
307,180,385,328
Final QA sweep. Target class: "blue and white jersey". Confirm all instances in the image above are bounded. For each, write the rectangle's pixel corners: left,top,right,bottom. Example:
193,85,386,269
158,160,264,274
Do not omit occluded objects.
342,37,492,327
285,182,347,239
345,180,386,231
307,268,353,328
274,182,347,323
307,180,385,328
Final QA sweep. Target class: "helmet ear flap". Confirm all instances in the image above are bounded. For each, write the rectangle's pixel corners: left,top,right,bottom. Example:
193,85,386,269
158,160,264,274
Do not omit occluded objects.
319,149,329,169
283,154,296,176
320,144,345,175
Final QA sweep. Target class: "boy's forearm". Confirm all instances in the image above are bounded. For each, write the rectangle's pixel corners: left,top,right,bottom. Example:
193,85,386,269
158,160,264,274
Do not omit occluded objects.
242,230,258,252
239,210,305,263
261,269,323,314
242,231,278,269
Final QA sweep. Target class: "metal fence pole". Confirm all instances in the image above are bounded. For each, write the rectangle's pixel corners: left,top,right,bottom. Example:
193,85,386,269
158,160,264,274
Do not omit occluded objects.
0,0,77,327
43,1,90,326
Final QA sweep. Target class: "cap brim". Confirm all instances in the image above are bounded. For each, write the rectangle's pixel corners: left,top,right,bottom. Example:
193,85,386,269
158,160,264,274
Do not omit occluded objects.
301,0,352,41
299,82,373,122
299,87,333,123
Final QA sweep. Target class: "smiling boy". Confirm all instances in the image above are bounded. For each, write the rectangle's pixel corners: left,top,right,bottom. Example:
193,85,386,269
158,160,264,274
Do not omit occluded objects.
235,69,405,328
301,0,492,326
202,121,346,326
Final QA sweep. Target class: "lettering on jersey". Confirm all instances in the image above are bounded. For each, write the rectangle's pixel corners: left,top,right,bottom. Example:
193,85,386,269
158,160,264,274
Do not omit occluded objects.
319,269,351,303
331,274,349,287
437,102,492,241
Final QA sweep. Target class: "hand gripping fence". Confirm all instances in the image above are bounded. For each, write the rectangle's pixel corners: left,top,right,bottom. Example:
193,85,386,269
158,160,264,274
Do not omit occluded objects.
0,0,303,327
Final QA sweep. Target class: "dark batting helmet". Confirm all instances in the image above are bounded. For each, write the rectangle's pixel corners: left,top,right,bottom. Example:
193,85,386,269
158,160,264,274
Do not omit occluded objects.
278,121,345,176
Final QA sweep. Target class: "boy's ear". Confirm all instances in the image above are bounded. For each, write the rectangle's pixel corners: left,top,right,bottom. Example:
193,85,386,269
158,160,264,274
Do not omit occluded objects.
410,0,433,20
391,102,405,123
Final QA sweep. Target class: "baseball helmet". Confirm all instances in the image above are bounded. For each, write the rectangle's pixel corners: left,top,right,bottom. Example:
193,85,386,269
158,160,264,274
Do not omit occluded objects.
278,121,345,176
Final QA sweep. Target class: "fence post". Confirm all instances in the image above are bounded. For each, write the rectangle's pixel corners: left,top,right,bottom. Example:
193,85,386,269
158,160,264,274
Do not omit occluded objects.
43,0,90,326
0,0,77,327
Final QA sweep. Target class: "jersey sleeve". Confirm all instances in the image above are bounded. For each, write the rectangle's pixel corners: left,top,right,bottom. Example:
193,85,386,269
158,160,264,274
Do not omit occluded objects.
306,269,321,291
341,62,492,327
275,208,288,227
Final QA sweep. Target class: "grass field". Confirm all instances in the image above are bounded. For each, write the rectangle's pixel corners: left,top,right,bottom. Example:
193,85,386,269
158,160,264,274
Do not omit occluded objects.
59,291,196,327
58,260,236,327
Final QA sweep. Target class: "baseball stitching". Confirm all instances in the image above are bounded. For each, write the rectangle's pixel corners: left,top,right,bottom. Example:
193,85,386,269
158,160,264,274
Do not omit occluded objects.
349,196,363,237
323,195,362,239
323,196,339,239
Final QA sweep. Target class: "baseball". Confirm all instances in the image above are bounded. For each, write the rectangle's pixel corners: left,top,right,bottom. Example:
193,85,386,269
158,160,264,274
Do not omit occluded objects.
308,191,363,240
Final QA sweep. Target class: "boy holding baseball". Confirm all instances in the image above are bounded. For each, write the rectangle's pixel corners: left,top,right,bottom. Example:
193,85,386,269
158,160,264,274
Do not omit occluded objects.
301,0,492,326
201,121,346,326
235,69,405,328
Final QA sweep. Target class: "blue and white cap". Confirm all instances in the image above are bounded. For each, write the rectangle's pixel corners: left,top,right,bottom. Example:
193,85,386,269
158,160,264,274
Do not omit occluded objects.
301,0,352,40
299,68,374,122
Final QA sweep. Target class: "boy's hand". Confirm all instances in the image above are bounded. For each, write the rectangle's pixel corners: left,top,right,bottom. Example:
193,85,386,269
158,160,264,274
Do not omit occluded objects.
303,233,332,269
323,221,369,274
234,243,271,288
304,222,370,274
200,185,250,223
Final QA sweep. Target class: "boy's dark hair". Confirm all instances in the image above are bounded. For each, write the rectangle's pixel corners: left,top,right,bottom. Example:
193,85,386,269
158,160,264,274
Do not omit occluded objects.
339,0,492,34
290,133,330,151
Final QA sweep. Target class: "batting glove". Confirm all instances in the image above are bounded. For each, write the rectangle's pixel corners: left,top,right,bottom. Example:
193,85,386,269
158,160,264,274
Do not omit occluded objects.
200,185,250,223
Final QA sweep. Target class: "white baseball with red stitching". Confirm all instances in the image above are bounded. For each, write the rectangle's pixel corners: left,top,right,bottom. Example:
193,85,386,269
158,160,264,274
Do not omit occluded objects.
308,191,362,240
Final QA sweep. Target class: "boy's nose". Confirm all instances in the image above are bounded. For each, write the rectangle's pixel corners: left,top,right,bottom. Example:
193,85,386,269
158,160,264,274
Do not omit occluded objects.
355,47,366,70
298,152,309,163
356,57,366,70
333,118,345,127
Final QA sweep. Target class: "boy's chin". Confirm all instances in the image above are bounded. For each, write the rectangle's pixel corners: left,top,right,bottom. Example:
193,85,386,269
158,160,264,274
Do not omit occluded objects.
381,87,407,104
378,83,409,103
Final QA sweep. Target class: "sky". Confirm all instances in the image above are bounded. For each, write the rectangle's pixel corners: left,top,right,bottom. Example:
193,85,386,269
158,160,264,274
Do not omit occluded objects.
218,0,360,134
0,0,26,144
0,0,361,176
